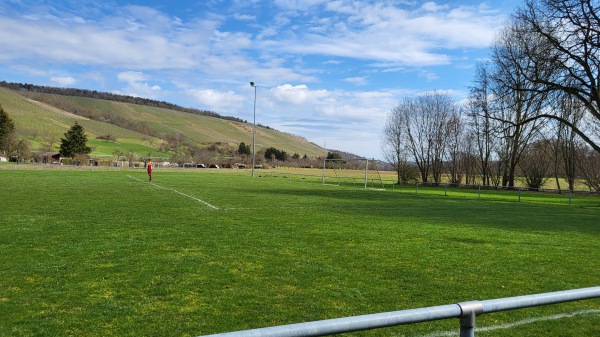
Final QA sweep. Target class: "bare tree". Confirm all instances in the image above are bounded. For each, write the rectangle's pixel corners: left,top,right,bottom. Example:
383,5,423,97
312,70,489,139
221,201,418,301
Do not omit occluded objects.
126,150,136,167
466,63,497,185
490,160,504,188
392,92,457,183
491,17,549,187
511,0,600,152
519,140,551,189
576,146,600,191
551,93,586,191
462,134,479,185
382,109,415,183
444,113,466,185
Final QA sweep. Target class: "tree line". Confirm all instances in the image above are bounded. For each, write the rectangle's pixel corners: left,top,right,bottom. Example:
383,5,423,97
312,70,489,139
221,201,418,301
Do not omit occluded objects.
382,0,600,191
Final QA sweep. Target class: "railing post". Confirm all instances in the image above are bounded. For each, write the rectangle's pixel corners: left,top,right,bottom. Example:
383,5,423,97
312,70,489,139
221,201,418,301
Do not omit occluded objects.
569,190,572,206
457,301,483,337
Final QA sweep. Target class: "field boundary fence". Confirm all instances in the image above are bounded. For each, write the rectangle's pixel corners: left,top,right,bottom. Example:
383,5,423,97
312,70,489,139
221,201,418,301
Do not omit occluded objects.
197,286,600,337
243,169,599,206
394,180,600,205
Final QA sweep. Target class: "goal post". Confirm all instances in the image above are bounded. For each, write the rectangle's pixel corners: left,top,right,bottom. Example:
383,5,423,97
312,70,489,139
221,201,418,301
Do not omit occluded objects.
322,158,385,189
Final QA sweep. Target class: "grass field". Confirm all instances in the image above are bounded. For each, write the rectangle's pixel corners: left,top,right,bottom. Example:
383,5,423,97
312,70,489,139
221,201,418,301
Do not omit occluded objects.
1,167,599,336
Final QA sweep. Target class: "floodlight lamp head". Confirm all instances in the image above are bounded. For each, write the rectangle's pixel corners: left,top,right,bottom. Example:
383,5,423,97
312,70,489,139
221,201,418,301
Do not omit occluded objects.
250,82,255,87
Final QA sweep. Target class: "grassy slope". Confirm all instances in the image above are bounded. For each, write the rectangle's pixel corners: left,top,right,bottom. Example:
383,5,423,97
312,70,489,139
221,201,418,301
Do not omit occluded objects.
0,88,158,156
0,168,598,337
65,95,324,157
0,88,327,158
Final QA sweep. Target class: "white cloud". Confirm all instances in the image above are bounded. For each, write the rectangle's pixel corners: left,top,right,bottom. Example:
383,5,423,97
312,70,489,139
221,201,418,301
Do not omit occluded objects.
0,1,506,82
233,13,255,21
273,0,330,11
270,84,329,105
117,71,148,83
265,85,398,139
186,88,245,112
115,71,161,98
259,1,505,66
344,76,368,85
7,64,50,77
0,16,202,69
50,76,77,87
418,70,439,81
421,2,449,12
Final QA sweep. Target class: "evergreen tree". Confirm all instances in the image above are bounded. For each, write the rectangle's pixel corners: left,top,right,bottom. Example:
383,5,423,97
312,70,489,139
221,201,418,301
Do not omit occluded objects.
59,122,92,158
238,142,251,155
264,147,288,161
0,104,16,153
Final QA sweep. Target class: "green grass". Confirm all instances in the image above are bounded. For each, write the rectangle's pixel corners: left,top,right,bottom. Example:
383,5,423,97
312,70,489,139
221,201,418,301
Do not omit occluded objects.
87,138,162,158
0,168,599,337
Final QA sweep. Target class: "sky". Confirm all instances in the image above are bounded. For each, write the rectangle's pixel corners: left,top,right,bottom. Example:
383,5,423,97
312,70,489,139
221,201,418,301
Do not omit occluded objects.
0,0,520,159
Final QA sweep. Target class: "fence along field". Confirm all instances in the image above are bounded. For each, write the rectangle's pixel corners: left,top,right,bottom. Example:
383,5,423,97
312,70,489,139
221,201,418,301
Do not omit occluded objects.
0,168,599,336
247,165,599,207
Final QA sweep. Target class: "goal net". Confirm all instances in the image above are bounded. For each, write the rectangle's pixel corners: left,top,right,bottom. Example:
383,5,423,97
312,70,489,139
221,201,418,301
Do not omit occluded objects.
322,158,385,189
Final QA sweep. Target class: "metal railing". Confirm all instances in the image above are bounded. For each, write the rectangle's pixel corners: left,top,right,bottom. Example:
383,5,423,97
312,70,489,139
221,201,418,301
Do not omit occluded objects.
197,286,600,337
237,170,599,206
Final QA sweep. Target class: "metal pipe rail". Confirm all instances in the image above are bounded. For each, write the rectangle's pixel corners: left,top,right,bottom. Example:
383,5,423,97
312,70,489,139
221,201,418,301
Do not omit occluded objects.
197,286,600,337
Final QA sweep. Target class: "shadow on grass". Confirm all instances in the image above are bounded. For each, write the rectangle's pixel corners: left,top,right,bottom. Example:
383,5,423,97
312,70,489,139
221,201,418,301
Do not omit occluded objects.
250,185,600,235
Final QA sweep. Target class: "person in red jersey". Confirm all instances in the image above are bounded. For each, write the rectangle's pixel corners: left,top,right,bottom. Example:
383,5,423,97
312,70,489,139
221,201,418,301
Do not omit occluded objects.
147,160,153,182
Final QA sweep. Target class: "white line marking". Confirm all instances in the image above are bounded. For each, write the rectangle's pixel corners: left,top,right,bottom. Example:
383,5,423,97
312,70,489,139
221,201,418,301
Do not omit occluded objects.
127,175,219,210
420,309,600,337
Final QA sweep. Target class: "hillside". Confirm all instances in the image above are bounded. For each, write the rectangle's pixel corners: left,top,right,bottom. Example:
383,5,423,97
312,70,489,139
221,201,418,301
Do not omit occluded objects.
0,87,327,160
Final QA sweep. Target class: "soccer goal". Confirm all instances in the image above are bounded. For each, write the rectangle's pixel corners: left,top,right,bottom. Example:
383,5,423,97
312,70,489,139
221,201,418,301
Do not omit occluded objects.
321,158,385,189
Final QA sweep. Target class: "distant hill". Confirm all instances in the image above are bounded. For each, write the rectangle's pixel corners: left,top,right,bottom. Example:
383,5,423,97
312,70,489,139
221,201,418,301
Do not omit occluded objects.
0,83,328,161
0,81,248,124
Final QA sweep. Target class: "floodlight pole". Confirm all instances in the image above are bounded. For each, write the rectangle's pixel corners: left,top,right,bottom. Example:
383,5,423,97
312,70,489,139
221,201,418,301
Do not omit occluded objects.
250,82,258,177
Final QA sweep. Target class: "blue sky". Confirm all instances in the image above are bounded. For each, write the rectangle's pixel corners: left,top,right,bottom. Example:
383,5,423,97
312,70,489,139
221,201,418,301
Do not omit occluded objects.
0,0,519,159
